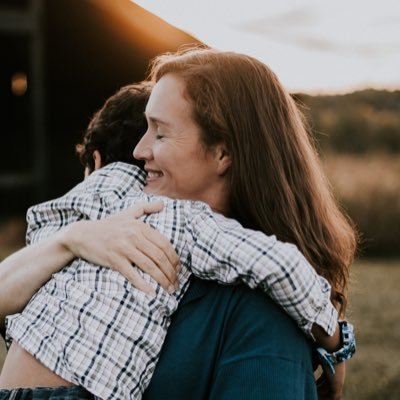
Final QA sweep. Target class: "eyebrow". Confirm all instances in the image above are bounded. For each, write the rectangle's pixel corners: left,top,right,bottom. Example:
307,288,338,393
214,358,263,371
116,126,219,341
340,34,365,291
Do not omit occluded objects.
144,111,172,128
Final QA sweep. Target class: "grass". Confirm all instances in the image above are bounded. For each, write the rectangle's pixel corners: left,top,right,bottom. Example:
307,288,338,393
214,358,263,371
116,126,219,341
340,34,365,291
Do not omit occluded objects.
344,260,400,399
1,260,400,398
322,155,400,257
323,154,400,199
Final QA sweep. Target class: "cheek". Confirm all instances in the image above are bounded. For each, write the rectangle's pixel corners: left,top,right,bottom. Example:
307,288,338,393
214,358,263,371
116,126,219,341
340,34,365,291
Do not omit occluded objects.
153,142,184,166
152,145,177,176
152,143,166,162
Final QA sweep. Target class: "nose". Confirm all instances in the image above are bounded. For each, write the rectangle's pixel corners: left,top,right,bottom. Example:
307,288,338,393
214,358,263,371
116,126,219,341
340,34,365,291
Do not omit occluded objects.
133,130,153,161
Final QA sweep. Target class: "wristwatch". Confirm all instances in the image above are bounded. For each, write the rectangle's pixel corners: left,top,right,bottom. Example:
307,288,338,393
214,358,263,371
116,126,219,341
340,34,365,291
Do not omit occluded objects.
316,320,356,374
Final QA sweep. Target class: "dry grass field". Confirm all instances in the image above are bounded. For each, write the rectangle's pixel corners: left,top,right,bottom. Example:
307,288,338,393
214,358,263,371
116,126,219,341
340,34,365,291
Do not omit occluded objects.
1,259,399,398
323,154,400,201
344,260,400,399
323,154,400,257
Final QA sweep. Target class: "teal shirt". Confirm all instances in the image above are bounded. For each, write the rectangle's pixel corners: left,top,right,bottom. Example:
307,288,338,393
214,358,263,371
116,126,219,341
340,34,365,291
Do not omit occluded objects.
144,278,318,400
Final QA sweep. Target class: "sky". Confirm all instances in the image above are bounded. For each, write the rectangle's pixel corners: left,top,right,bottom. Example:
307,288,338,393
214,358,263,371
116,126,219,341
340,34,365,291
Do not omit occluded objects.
133,0,400,94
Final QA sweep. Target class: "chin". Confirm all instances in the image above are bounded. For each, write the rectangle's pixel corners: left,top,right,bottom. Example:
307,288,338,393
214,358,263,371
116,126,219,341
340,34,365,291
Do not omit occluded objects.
143,184,168,197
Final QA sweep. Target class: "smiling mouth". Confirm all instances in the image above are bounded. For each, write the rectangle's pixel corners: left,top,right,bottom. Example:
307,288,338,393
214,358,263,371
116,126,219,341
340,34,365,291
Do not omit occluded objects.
146,171,163,181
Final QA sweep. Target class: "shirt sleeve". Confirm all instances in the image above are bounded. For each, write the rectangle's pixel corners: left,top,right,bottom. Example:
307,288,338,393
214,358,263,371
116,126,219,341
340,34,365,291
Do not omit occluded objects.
26,185,101,245
183,202,338,338
26,163,144,245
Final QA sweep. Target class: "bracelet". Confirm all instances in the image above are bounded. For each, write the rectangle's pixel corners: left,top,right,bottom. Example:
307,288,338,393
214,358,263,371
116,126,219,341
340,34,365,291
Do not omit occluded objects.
316,320,356,374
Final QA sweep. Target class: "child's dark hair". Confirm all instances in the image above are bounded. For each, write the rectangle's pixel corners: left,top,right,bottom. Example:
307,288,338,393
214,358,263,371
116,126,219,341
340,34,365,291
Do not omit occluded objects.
76,81,153,173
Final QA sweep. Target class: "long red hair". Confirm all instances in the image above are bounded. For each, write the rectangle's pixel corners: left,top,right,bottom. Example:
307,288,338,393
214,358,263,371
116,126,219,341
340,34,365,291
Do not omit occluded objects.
149,47,357,315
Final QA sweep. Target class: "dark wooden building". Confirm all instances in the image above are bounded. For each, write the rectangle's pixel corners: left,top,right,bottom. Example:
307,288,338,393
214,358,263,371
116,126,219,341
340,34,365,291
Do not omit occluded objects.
0,0,199,217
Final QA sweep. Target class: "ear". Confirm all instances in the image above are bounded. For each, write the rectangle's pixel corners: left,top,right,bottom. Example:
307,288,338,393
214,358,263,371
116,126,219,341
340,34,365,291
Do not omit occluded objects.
93,150,103,171
215,144,232,176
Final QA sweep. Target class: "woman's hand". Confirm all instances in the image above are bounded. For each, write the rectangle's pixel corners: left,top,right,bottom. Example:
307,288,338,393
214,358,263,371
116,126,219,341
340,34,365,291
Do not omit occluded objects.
316,362,345,400
61,201,180,294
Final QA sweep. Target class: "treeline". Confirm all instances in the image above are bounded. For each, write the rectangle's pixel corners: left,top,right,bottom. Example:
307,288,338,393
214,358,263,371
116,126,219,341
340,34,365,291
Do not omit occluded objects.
294,89,400,258
295,89,400,154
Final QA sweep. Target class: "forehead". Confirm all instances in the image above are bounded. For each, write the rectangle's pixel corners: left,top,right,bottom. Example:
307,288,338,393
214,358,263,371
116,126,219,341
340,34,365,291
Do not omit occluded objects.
145,74,194,125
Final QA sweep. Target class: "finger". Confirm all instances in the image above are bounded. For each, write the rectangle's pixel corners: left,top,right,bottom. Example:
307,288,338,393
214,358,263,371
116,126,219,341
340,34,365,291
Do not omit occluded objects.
129,270,155,295
141,223,180,270
131,201,164,218
125,247,175,291
112,258,155,295
129,203,180,271
141,200,165,214
116,222,178,287
134,237,178,285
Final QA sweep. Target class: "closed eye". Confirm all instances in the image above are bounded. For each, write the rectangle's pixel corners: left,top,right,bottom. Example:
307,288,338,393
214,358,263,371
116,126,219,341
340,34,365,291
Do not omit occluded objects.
155,124,166,139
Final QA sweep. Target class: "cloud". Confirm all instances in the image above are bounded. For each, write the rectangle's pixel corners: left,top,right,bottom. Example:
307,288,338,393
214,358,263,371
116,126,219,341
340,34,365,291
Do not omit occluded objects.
232,6,399,58
232,6,315,35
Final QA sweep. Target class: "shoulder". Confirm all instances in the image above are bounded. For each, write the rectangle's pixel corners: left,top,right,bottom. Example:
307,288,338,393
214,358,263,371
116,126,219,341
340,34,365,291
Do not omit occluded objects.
84,162,145,196
163,277,314,359
145,278,316,400
192,278,313,361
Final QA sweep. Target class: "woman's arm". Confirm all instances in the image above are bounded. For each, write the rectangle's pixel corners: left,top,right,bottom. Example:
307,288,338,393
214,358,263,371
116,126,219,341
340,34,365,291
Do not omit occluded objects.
0,201,179,326
317,362,345,400
0,229,74,322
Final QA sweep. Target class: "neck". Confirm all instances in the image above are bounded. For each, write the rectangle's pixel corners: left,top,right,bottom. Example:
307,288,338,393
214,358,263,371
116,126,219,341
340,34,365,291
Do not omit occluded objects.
201,181,230,217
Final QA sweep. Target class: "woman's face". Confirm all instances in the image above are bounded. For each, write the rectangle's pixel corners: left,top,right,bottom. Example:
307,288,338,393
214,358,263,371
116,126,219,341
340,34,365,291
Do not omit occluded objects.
133,73,230,212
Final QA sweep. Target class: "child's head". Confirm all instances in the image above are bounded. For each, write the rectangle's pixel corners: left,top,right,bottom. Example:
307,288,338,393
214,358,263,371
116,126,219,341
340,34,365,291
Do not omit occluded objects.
76,81,153,176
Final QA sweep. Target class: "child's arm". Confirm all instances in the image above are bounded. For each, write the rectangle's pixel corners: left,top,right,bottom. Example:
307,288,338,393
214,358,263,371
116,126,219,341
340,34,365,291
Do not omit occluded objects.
183,205,357,380
0,228,76,322
0,183,101,324
0,201,177,325
26,163,147,244
184,204,338,340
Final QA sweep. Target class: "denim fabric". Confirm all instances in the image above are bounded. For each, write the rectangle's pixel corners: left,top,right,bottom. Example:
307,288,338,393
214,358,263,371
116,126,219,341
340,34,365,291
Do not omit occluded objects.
0,386,93,399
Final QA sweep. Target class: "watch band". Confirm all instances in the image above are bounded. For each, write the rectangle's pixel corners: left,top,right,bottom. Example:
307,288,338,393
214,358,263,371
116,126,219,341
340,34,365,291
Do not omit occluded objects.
316,320,356,374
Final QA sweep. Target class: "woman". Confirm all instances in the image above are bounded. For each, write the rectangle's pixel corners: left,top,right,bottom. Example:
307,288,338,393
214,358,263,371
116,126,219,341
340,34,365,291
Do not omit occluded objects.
0,47,356,399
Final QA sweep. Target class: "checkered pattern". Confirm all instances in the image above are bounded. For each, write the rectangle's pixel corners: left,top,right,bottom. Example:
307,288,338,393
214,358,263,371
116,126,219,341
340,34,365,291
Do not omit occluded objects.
6,162,338,400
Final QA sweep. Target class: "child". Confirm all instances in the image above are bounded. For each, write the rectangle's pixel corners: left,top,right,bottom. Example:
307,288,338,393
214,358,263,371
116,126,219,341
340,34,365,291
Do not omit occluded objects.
3,83,352,400
75,81,152,176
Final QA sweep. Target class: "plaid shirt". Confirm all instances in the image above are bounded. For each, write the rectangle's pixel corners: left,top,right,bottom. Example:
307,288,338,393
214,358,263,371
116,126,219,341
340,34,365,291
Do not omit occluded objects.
7,162,338,400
